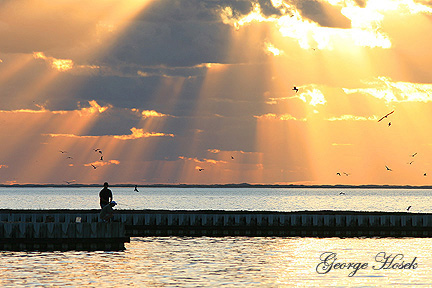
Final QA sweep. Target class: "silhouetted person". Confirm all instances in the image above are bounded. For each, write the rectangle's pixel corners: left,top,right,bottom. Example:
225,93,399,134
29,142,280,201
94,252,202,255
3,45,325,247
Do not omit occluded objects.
99,182,113,208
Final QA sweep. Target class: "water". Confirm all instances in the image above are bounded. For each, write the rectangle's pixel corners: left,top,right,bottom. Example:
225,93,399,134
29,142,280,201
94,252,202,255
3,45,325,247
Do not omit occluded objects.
0,187,430,212
1,187,432,287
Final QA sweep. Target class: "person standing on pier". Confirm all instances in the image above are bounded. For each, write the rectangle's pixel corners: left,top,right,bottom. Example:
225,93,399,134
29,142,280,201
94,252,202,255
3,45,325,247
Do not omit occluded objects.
99,182,113,208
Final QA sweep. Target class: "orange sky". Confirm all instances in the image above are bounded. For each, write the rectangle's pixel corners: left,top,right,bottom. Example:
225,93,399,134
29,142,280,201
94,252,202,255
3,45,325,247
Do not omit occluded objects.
1,0,432,185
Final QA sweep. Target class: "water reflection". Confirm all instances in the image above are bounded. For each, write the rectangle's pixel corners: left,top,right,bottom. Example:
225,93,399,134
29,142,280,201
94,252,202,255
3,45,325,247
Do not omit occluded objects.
0,237,431,287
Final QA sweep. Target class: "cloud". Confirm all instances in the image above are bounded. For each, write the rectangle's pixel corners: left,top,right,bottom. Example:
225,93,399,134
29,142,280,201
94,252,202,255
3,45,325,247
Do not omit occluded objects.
264,41,284,56
141,110,171,118
179,156,227,165
343,77,432,103
254,113,302,121
295,0,351,29
113,127,174,140
85,160,120,168
327,115,377,121
33,52,73,72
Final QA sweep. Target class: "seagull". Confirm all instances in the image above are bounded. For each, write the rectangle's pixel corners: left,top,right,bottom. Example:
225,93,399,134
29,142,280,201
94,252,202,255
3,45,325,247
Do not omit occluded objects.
134,185,139,192
64,180,76,184
385,165,392,171
424,173,427,176
59,150,67,153
198,168,204,171
343,172,350,176
407,206,411,211
336,172,341,176
66,156,73,159
411,153,417,157
378,110,394,122
93,149,101,152
340,192,346,195
91,164,97,169
100,156,103,161
407,161,414,165
231,156,234,160
292,86,299,93
388,122,391,127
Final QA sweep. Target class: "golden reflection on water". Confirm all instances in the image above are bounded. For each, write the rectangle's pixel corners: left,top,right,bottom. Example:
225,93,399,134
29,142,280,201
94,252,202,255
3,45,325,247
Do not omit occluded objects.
0,237,431,287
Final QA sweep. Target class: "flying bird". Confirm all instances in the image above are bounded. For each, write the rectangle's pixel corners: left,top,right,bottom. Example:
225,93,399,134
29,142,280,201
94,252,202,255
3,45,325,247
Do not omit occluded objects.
91,164,97,169
100,156,103,161
388,122,391,127
336,172,341,176
385,165,392,171
407,161,414,165
292,86,299,93
59,150,67,154
66,156,73,159
64,180,76,184
134,185,139,192
343,172,350,176
339,192,346,195
407,206,411,211
231,156,234,160
93,148,101,152
411,153,417,157
198,168,204,171
378,110,394,122
424,173,427,177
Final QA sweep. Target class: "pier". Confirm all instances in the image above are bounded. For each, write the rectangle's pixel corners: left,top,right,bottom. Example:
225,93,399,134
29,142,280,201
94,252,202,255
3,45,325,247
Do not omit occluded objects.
1,209,432,249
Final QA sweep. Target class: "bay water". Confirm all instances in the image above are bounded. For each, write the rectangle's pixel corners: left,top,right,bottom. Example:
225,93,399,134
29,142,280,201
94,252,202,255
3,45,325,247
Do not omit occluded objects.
0,187,431,287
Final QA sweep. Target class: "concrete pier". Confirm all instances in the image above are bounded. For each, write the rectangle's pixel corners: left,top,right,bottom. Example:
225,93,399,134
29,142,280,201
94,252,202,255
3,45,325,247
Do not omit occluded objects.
0,210,129,250
1,209,432,240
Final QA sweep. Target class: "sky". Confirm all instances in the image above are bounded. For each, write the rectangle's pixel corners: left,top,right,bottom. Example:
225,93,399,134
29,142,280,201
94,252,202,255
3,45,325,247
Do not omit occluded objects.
1,0,432,185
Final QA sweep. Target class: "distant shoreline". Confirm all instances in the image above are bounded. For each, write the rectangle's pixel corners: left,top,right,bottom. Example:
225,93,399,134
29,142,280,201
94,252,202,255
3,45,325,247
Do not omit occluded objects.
1,183,432,189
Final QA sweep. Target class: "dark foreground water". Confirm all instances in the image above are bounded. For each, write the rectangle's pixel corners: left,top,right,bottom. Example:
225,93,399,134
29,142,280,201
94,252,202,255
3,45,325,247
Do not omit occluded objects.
0,187,431,287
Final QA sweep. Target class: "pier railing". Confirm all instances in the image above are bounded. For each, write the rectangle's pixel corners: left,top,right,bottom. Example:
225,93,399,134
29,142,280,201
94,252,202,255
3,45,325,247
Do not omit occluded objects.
1,209,432,238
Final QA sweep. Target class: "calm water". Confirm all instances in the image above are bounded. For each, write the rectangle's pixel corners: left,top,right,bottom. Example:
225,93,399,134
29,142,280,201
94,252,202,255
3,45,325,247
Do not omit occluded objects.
1,187,432,287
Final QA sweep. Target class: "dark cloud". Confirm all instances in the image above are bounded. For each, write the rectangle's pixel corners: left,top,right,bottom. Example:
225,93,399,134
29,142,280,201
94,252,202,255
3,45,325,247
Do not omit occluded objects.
108,21,232,67
257,0,283,16
354,0,367,8
294,0,351,28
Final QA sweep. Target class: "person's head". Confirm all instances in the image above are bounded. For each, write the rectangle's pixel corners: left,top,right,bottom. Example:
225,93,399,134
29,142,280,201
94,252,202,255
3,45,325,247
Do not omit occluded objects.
103,182,109,188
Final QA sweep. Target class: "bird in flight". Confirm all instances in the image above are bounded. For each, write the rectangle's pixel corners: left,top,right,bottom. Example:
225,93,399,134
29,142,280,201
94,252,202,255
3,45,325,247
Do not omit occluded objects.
388,122,391,127
343,172,350,176
66,156,73,159
93,148,101,152
59,150,67,154
91,164,97,169
411,153,417,157
378,110,394,122
292,86,299,93
231,156,234,160
385,165,392,171
424,173,427,177
100,156,103,161
407,161,414,165
198,168,204,171
407,206,411,211
339,192,346,195
336,172,341,176
134,185,139,192
64,180,76,184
